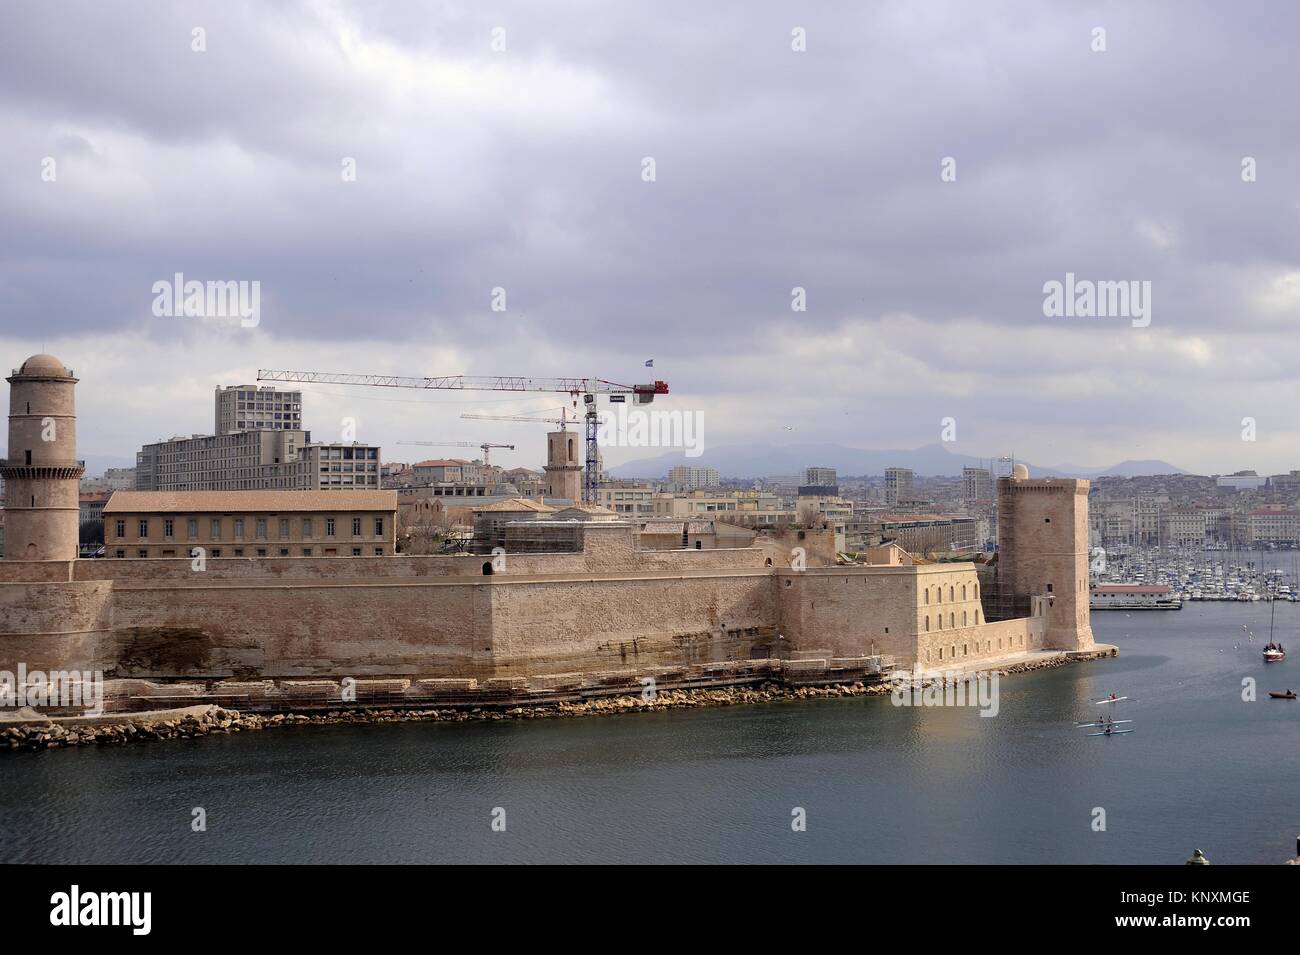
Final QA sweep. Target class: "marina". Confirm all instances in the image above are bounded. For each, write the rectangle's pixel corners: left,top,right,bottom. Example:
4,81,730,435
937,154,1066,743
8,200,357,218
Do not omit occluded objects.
1091,546,1300,604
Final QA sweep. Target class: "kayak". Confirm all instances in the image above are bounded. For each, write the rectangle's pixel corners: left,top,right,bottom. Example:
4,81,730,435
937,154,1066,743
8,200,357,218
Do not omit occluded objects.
1076,719,1133,727
1088,729,1135,736
1095,696,1129,704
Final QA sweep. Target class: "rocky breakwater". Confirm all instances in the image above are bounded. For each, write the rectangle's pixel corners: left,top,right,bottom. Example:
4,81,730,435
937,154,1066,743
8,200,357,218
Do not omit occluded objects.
2,683,899,752
2,650,1117,753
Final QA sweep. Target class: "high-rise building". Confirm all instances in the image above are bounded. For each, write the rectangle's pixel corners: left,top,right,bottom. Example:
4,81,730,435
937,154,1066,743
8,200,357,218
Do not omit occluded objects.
803,467,837,487
667,465,720,490
884,467,914,505
215,385,303,435
962,467,994,502
798,465,838,497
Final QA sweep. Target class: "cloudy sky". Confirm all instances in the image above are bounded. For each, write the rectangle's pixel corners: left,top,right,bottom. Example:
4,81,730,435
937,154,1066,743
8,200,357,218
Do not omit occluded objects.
3,0,1299,476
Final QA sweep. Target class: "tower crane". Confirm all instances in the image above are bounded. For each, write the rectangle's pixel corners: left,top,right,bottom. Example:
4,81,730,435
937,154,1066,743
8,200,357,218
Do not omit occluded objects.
396,441,515,467
256,370,669,502
460,408,577,431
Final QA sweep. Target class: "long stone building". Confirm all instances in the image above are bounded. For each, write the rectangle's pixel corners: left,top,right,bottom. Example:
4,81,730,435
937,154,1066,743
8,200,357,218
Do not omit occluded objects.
0,355,1096,704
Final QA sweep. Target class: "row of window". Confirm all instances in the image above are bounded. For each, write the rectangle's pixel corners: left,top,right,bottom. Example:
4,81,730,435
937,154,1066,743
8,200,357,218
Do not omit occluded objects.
923,582,977,604
113,546,385,559
925,632,1024,662
115,516,386,540
923,609,980,631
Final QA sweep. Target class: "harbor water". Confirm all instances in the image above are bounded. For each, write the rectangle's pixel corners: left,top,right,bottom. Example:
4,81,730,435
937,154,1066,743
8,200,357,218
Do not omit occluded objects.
2,602,1297,864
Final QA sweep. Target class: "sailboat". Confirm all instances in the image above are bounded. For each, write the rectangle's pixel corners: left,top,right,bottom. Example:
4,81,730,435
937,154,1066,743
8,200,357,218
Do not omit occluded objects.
1263,595,1287,663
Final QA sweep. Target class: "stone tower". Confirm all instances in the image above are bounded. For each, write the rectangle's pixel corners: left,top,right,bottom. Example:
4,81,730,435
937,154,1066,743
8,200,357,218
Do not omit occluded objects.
543,430,581,502
995,464,1095,651
3,354,84,561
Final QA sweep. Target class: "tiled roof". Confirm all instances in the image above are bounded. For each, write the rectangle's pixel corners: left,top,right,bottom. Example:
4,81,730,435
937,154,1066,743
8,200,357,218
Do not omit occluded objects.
103,490,398,514
470,498,557,513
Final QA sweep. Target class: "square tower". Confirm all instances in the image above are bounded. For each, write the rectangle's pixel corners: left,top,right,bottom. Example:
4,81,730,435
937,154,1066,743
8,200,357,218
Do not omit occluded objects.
995,468,1095,651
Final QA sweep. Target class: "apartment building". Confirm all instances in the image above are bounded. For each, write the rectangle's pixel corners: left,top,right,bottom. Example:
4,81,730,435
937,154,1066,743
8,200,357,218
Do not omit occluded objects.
884,467,914,505
136,386,379,492
136,430,379,491
215,385,303,435
1248,508,1300,546
666,465,721,490
652,489,783,516
597,484,658,517
414,459,483,484
962,467,994,502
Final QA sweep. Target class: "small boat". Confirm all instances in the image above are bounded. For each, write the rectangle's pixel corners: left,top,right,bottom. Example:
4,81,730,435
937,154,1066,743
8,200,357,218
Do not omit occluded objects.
1076,719,1134,727
1262,597,1286,662
1094,696,1129,704
1268,691,1296,700
1088,729,1135,737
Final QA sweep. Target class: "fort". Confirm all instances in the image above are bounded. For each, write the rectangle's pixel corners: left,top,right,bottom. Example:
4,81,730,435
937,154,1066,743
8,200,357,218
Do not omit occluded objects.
0,354,1104,716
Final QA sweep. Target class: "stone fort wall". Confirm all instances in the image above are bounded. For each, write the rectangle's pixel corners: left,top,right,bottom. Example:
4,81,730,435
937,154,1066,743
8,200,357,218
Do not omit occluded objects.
0,527,783,680
0,524,1048,683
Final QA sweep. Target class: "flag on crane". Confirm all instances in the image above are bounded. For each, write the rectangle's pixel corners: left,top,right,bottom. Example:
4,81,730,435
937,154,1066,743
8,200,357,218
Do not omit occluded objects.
644,359,654,367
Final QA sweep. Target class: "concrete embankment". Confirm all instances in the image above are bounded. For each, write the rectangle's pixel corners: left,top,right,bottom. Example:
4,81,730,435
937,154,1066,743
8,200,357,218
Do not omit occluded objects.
0,646,1118,753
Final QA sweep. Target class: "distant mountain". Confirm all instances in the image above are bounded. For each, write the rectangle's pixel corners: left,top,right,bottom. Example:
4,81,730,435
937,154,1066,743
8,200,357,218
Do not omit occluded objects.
1041,459,1189,479
607,443,1186,480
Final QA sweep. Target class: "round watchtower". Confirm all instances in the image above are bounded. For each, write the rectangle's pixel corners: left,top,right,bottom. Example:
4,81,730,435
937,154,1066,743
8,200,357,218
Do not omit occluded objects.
3,354,84,561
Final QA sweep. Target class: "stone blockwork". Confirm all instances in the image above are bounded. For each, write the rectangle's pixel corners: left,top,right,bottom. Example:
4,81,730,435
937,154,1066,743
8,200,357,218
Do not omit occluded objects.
0,353,1095,698
0,525,1059,685
996,473,1095,651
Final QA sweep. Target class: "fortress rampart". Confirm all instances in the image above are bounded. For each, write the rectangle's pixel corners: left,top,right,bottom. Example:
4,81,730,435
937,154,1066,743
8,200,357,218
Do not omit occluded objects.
0,354,1093,710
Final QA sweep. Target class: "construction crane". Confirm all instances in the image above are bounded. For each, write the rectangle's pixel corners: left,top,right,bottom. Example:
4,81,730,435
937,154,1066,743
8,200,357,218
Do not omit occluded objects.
460,408,578,431
396,441,515,467
256,370,670,502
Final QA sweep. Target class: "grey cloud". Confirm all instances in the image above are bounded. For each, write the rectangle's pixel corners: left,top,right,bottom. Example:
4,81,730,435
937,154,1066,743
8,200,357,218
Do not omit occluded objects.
3,1,1300,471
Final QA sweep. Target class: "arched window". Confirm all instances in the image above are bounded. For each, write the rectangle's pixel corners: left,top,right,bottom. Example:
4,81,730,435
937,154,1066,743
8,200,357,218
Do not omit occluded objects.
963,611,968,626
949,585,955,601
975,583,980,598
925,615,930,631
962,584,967,600
949,613,955,628
936,587,942,604
482,561,494,576
924,588,930,604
